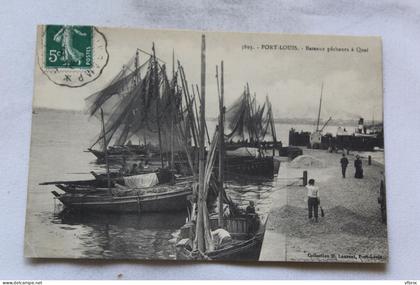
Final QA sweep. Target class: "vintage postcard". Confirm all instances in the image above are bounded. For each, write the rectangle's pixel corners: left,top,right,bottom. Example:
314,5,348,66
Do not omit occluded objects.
25,25,386,262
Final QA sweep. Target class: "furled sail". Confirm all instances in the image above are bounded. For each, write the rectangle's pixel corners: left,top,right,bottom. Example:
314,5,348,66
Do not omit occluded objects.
85,48,183,152
225,83,275,143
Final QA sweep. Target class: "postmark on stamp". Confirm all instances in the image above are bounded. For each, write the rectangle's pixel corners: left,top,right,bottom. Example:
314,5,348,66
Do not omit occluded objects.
37,25,109,88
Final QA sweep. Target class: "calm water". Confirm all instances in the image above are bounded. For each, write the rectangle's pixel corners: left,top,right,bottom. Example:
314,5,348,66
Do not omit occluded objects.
25,109,375,259
26,109,280,259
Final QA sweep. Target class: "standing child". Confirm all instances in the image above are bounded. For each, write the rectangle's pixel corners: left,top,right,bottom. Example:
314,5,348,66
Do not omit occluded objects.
306,179,320,222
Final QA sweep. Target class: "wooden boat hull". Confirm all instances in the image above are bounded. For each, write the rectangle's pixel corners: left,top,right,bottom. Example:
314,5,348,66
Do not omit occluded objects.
224,156,278,178
176,216,267,261
43,169,175,194
175,239,264,261
56,188,192,213
176,232,264,261
88,147,148,159
207,231,264,260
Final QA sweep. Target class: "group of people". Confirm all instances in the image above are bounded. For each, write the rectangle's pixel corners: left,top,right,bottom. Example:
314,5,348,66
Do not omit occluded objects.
340,154,364,179
306,154,366,222
228,138,282,150
119,159,150,175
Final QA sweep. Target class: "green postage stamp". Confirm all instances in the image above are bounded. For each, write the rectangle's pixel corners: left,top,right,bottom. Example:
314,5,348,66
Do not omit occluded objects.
44,25,93,68
37,25,108,87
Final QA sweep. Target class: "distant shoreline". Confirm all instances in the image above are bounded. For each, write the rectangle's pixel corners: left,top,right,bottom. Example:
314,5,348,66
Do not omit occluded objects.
33,107,87,115
33,107,382,126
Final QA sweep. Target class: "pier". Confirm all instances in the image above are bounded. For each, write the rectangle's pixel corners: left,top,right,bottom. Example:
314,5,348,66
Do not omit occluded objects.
260,148,387,263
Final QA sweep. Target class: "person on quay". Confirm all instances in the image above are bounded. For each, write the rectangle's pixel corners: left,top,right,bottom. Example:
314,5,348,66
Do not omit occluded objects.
306,179,320,222
354,155,364,179
119,157,130,175
130,163,139,175
246,201,256,214
245,201,258,234
340,153,349,178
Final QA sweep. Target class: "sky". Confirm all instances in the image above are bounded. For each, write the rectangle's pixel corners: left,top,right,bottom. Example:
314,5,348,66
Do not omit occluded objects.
33,26,383,122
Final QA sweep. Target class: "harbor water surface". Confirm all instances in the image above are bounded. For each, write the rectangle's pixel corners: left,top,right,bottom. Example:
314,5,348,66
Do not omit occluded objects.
25,109,368,259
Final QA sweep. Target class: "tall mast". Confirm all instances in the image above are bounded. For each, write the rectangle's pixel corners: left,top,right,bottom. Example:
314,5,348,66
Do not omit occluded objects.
194,84,211,145
152,43,164,168
316,82,324,132
133,50,141,147
246,83,252,140
141,50,146,147
218,61,225,228
170,49,175,174
267,96,277,157
135,49,140,85
197,34,206,252
172,49,175,78
100,108,112,194
178,62,198,148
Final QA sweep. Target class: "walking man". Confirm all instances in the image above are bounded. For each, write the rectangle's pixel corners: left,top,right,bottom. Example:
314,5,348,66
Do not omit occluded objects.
306,179,320,222
340,153,349,178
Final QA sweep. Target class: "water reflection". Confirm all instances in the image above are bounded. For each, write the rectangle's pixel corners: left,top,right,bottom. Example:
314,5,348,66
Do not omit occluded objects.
53,210,187,259
27,110,277,259
48,176,275,259
225,176,275,217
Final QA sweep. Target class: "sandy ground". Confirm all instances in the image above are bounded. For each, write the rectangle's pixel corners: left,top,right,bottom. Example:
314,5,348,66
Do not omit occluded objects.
260,149,388,263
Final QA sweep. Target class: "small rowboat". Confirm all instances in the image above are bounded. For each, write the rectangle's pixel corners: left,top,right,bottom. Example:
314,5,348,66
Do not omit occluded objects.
176,214,267,261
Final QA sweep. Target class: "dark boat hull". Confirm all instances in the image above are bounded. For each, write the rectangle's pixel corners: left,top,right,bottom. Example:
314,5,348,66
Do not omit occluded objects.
176,233,264,261
89,148,148,163
176,216,267,261
289,129,382,151
56,188,191,213
91,147,279,178
335,135,378,151
44,169,175,193
206,231,264,260
88,146,148,159
224,156,278,178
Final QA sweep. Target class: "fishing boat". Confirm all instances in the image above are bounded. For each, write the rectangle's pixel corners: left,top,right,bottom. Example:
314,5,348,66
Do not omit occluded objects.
51,180,193,213
48,45,205,214
176,214,267,260
85,45,187,171
221,84,281,178
224,156,276,178
49,169,219,214
41,167,175,193
87,146,148,161
175,46,266,261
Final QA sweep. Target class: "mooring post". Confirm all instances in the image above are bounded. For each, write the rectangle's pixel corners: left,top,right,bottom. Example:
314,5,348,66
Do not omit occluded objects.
368,155,372,165
303,170,308,186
